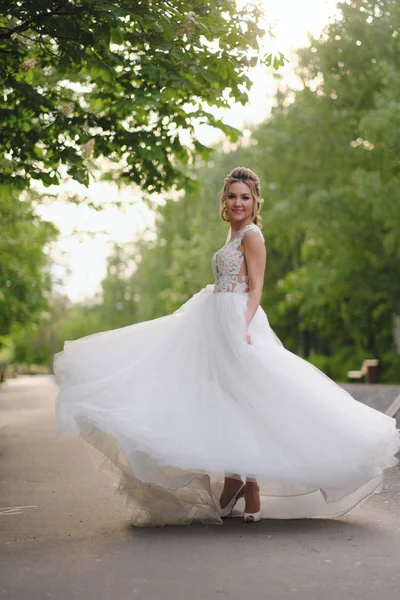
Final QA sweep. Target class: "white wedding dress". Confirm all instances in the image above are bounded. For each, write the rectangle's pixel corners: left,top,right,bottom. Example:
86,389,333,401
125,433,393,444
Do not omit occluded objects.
54,223,400,526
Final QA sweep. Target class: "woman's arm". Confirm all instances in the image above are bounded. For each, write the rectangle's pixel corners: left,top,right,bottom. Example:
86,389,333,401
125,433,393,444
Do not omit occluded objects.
242,230,267,343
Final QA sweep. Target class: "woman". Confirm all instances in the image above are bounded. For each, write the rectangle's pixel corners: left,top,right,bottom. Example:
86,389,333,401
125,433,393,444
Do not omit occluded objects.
55,166,400,527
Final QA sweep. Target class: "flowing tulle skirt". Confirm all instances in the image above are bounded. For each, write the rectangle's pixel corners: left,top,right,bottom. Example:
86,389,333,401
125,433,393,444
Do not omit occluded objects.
54,285,400,526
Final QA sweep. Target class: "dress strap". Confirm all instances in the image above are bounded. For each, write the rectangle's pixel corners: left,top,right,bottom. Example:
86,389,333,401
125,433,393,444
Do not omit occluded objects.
238,223,265,242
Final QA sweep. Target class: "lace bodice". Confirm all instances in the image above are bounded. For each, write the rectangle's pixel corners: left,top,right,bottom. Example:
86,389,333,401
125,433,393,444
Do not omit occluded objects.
212,223,265,294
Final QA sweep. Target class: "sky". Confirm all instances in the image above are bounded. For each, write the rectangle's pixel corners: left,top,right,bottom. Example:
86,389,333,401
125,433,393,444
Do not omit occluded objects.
39,0,340,302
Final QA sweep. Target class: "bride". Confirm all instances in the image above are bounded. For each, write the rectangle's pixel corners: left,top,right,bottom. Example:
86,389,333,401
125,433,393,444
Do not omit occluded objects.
54,166,400,526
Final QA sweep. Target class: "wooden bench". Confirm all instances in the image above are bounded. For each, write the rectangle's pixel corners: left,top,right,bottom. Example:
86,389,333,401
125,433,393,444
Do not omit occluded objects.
347,359,379,383
386,394,400,419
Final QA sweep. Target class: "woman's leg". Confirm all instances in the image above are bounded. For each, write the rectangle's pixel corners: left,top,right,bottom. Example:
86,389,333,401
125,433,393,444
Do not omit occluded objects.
244,477,260,520
219,473,244,509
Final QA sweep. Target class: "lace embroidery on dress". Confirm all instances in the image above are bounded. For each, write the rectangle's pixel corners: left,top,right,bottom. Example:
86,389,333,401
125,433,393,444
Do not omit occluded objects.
212,223,265,294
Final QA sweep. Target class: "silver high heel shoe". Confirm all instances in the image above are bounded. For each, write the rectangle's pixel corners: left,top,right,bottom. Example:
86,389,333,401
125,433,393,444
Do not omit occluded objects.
243,511,261,523
219,482,246,518
244,486,261,523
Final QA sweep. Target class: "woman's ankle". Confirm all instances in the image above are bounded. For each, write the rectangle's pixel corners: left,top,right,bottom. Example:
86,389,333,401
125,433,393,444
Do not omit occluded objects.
245,480,259,491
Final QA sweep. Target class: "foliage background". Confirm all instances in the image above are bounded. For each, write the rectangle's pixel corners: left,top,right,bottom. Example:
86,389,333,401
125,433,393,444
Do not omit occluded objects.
2,0,400,383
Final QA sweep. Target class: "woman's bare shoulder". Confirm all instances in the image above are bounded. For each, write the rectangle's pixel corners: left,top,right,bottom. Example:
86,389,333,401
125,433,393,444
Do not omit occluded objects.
242,223,265,244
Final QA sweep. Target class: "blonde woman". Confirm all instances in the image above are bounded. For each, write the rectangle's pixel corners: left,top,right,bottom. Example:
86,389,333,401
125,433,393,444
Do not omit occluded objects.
55,167,400,526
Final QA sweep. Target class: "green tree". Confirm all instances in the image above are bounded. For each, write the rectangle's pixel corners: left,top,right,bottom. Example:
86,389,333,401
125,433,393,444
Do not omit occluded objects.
0,189,57,336
11,294,104,368
101,243,138,328
0,0,276,193
251,0,400,377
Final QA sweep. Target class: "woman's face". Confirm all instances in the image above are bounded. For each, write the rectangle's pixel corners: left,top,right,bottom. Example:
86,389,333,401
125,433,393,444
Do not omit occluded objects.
225,181,254,225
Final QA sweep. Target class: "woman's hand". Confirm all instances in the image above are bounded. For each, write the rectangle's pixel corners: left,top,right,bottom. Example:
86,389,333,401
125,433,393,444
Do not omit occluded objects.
246,329,252,345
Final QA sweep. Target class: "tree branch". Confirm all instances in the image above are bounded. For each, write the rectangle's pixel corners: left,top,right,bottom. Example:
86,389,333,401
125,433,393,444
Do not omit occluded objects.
0,5,86,40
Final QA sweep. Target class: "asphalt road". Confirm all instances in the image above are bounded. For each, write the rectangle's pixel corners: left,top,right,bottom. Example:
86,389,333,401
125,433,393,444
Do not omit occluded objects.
1,376,399,600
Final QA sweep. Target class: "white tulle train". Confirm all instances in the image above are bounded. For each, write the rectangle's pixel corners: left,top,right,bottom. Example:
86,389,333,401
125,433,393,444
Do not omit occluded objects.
54,285,400,526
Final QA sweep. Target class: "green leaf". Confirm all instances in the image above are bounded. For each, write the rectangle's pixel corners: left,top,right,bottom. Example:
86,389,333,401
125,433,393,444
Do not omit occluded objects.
111,27,124,44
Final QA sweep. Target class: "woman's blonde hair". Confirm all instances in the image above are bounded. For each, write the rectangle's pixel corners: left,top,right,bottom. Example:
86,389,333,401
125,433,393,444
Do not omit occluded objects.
219,166,263,228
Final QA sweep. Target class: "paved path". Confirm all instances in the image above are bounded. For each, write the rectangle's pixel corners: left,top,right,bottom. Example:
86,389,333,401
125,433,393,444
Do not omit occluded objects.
1,376,399,600
340,383,400,415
